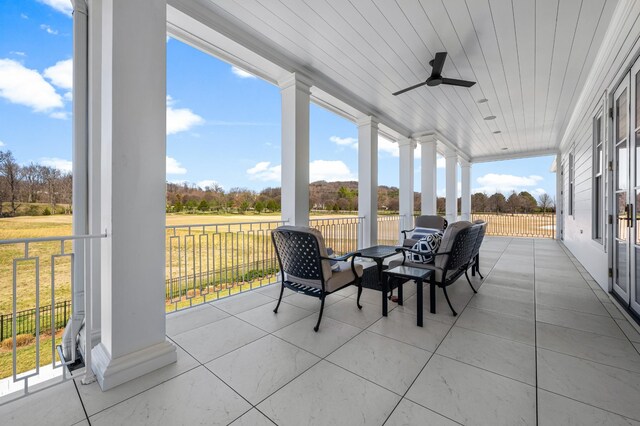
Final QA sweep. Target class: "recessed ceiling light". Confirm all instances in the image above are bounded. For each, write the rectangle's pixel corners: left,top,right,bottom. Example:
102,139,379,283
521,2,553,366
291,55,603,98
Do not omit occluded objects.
477,98,488,103
493,130,502,134
501,147,508,150
484,115,496,120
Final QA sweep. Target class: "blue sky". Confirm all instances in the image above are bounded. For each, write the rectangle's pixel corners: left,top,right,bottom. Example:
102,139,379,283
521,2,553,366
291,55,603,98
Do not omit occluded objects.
0,0,557,200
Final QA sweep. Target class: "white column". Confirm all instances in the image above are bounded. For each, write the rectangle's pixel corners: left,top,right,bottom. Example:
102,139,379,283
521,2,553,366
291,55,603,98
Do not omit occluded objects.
418,136,437,215
460,158,472,221
358,116,378,248
279,73,311,226
445,148,458,223
398,137,416,231
91,0,176,391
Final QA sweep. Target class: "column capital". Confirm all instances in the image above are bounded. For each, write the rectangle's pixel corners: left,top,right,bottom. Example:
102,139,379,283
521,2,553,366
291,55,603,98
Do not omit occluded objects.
415,134,437,144
458,157,471,167
397,136,416,149
278,72,313,92
444,146,458,159
356,115,379,129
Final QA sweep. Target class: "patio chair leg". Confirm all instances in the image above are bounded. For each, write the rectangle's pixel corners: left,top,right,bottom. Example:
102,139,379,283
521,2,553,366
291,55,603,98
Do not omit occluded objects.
273,283,285,313
442,286,457,316
356,279,363,310
314,294,326,332
465,270,477,293
476,255,484,279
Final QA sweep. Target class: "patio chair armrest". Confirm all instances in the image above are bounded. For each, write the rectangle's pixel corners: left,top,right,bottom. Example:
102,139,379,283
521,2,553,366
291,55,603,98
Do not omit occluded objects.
320,251,361,262
321,252,363,278
400,228,416,238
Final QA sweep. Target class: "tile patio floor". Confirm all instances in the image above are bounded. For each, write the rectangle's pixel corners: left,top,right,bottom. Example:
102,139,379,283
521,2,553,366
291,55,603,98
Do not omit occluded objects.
3,237,640,425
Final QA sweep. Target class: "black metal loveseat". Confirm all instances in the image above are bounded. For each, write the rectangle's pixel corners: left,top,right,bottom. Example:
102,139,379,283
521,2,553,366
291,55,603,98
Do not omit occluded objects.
390,220,486,316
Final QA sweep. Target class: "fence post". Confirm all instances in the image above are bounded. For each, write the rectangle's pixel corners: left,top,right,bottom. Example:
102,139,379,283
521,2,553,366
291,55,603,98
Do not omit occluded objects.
0,314,3,341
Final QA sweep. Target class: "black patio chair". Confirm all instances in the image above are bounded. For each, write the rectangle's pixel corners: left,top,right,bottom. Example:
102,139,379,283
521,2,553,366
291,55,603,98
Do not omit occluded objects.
466,220,488,283
271,226,363,332
391,221,477,316
401,215,448,248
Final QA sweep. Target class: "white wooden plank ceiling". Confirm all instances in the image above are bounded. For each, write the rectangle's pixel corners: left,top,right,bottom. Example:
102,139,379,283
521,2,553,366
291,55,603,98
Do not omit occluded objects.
184,0,618,161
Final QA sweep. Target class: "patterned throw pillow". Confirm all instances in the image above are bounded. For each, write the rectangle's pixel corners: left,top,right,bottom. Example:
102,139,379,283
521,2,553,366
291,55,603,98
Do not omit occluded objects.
410,227,441,240
410,233,442,264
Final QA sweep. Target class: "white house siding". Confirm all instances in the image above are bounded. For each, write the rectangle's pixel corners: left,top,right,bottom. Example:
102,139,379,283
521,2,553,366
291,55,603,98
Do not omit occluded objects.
559,0,640,291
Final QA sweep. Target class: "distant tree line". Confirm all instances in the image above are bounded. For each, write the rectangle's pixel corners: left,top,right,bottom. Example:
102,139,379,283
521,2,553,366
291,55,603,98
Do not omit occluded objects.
0,152,555,217
167,181,555,215
0,150,72,217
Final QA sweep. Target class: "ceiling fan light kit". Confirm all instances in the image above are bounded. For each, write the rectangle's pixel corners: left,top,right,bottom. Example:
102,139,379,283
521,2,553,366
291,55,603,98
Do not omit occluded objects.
393,51,476,95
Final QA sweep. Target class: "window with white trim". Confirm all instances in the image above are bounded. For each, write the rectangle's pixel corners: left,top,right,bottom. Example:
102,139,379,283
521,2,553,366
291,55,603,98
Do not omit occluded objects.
593,112,604,240
569,152,575,217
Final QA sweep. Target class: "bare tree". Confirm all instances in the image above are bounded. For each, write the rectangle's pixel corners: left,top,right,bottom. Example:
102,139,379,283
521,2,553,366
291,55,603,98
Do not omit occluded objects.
0,150,23,215
538,193,552,214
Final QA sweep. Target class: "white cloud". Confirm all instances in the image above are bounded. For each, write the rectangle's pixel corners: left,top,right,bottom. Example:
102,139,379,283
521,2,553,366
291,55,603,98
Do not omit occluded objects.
310,160,356,181
247,161,281,182
0,59,63,112
166,96,204,135
473,173,544,194
197,179,223,190
39,157,72,172
437,156,445,168
246,160,356,182
10,51,26,57
21,13,28,19
532,188,547,196
44,58,72,90
40,24,58,35
38,0,73,15
330,136,357,148
49,111,69,120
166,156,187,175
0,140,5,147
231,66,256,79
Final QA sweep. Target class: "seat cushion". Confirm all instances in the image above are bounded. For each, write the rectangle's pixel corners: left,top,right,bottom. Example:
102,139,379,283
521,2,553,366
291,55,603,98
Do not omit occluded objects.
410,233,442,263
325,262,364,292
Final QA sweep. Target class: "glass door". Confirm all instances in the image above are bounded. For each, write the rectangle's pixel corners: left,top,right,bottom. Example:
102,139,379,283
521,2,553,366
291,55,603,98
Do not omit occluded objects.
631,59,640,315
613,77,630,303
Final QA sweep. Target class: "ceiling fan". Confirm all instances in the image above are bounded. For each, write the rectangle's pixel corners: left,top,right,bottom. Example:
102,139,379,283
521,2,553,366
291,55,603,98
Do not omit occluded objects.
393,52,476,96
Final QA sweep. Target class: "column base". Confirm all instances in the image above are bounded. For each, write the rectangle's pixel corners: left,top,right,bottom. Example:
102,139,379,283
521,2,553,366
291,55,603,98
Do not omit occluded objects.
91,340,177,391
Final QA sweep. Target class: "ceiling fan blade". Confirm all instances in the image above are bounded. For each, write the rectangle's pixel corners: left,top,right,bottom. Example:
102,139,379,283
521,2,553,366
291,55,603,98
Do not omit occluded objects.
441,77,476,88
392,80,429,96
431,52,447,76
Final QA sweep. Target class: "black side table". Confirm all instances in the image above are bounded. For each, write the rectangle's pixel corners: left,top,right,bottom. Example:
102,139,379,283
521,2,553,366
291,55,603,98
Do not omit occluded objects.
382,266,432,327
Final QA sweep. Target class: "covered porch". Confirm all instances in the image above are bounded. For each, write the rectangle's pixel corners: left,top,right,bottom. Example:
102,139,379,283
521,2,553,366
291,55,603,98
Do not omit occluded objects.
3,237,640,425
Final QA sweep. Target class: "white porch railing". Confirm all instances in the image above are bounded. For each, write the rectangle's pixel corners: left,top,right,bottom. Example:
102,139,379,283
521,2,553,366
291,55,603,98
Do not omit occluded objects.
377,215,404,246
165,220,287,312
0,233,106,398
309,217,363,254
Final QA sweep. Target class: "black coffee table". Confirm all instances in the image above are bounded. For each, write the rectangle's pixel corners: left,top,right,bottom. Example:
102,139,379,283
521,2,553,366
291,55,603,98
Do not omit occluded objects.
356,245,400,288
382,265,432,327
